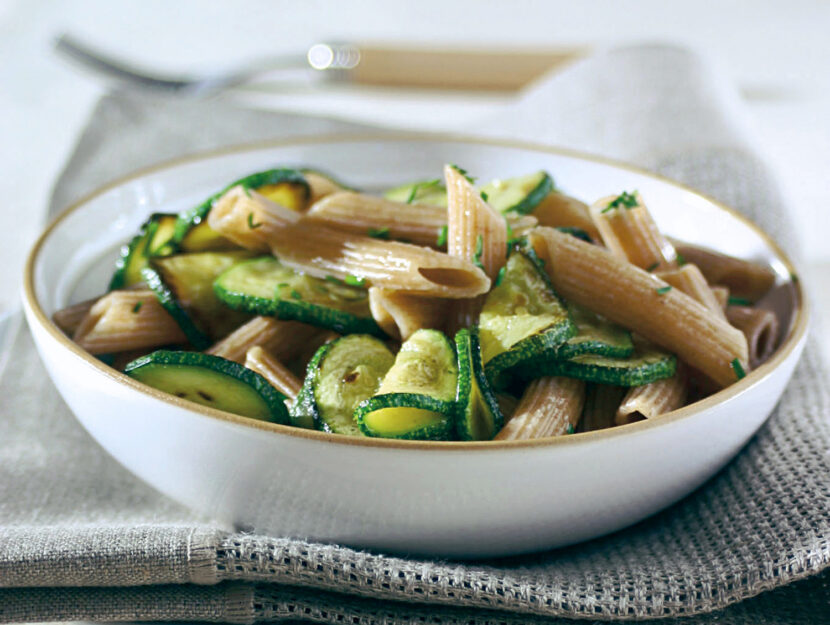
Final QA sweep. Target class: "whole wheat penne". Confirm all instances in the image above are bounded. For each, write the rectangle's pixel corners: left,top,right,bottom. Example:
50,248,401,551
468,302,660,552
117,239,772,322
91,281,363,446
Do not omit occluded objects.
207,316,321,364
710,286,730,311
244,346,303,399
670,239,777,300
444,164,508,331
532,191,600,241
307,191,536,249
208,187,490,298
73,289,185,354
494,376,585,440
579,384,626,432
496,393,519,422
368,288,447,341
528,227,749,387
616,363,689,425
726,306,780,368
53,297,97,336
590,192,676,270
656,264,726,319
304,171,346,205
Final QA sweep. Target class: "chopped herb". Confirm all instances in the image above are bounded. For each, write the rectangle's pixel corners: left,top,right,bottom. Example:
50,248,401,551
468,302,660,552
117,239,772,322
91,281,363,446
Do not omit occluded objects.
728,296,752,307
555,226,592,243
247,213,262,229
601,190,639,213
344,274,366,287
367,226,390,239
646,262,660,272
132,301,143,314
276,282,288,289
676,253,687,266
494,265,507,287
732,358,747,380
790,272,799,283
325,275,342,285
436,224,448,247
480,191,489,202
473,234,485,270
243,186,252,198
566,424,575,434
450,164,476,184
656,285,672,295
405,178,441,204
290,289,302,300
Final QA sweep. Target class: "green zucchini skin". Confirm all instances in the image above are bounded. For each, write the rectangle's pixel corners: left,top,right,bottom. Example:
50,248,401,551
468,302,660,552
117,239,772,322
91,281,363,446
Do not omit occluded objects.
355,393,455,440
292,334,395,435
141,265,212,351
213,257,383,336
481,171,554,215
124,349,289,424
555,303,633,360
108,213,178,291
172,168,310,247
454,327,505,441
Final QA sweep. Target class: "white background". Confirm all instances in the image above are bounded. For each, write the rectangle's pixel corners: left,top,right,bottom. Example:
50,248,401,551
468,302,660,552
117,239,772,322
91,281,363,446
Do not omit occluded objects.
1,0,828,356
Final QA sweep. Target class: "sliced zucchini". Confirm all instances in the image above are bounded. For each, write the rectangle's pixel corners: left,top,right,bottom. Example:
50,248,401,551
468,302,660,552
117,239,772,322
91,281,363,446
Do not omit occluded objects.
557,303,633,360
455,327,504,441
517,344,677,387
142,251,254,349
292,335,395,434
172,168,310,252
481,171,554,215
356,329,458,440
108,213,178,291
214,257,382,336
124,350,289,423
383,179,448,207
479,252,575,389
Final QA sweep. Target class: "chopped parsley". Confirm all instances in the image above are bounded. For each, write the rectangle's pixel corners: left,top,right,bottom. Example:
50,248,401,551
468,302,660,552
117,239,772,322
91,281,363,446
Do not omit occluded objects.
731,358,747,380
728,296,753,307
450,164,476,184
790,272,799,283
494,265,507,287
405,178,441,204
601,190,639,213
325,275,341,285
132,301,143,314
566,424,575,435
676,253,687,266
473,234,485,270
290,289,302,300
480,191,489,202
656,285,672,295
436,224,448,247
367,226,390,240
344,274,366,287
646,262,660,272
247,212,262,229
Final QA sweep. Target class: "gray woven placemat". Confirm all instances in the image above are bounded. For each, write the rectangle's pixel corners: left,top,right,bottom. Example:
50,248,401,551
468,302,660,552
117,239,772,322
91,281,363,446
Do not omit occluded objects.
3,46,829,623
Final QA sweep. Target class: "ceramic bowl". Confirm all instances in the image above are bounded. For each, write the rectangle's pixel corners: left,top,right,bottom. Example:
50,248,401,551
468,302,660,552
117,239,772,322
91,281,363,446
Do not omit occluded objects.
23,135,808,558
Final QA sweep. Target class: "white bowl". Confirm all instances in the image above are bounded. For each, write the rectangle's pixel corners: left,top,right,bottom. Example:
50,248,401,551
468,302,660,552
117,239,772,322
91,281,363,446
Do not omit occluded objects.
23,135,808,558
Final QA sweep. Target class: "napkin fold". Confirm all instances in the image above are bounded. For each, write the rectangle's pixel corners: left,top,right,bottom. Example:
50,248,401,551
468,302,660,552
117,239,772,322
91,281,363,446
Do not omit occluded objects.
3,45,830,624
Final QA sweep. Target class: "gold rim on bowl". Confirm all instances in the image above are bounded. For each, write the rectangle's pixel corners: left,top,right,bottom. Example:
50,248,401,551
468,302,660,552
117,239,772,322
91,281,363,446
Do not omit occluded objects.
23,133,809,451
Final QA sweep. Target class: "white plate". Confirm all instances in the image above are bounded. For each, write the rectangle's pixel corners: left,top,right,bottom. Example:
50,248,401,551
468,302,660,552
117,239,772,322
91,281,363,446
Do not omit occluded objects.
23,135,808,558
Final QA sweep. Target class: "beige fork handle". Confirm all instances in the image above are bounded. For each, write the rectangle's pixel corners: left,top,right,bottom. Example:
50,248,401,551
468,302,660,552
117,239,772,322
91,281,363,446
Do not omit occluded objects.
347,45,587,91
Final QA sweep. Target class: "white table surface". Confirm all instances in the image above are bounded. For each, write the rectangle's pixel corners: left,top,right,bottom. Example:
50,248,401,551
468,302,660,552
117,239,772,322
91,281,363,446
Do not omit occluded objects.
1,0,828,360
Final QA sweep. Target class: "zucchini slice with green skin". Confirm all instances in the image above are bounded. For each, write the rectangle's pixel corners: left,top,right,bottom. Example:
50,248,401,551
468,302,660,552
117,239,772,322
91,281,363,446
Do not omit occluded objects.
142,251,254,349
481,171,554,215
292,335,395,434
516,345,678,387
383,179,448,207
479,252,575,389
172,168,311,251
557,303,633,360
214,256,382,336
356,329,458,440
455,327,505,441
124,350,289,423
108,213,178,291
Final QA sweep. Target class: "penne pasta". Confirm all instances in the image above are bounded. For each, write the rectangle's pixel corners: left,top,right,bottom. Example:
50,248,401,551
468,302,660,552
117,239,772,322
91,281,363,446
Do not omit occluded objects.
726,305,780,368
73,289,186,354
670,240,777,300
710,286,730,312
532,191,600,241
616,363,688,425
206,316,321,364
207,187,490,298
590,191,676,270
368,288,447,341
579,384,626,432
445,164,508,331
527,227,749,387
494,376,585,440
304,171,346,206
307,191,536,249
656,264,726,319
244,346,303,400
53,297,97,336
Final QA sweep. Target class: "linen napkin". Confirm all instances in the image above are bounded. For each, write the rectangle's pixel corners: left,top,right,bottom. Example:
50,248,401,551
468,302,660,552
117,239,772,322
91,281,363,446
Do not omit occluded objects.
2,45,829,624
